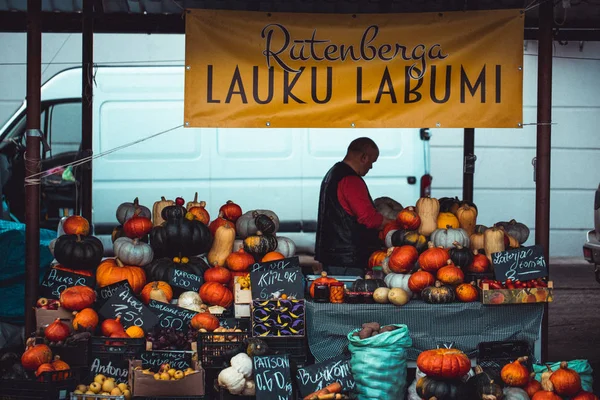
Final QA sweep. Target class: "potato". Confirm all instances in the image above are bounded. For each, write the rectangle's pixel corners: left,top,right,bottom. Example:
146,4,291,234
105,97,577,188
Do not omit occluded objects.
352,331,360,337
379,326,394,333
370,331,379,337
361,322,380,331
358,327,373,339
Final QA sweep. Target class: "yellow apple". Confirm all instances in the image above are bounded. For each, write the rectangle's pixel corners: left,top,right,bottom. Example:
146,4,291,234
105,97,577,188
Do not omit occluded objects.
153,373,161,380
93,374,107,384
117,382,128,391
122,389,132,400
73,390,83,395
85,390,96,395
168,368,176,377
89,382,102,394
174,370,185,380
184,367,195,376
102,380,116,393
110,387,123,395
76,384,87,392
160,372,171,381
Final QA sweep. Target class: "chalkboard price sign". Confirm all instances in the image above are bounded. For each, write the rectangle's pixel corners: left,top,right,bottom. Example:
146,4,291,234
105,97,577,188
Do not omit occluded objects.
168,269,204,292
140,350,193,371
296,355,356,398
254,354,293,400
96,280,132,308
98,285,158,331
148,300,196,332
39,267,96,299
89,356,130,381
492,245,548,282
250,256,300,273
250,266,304,300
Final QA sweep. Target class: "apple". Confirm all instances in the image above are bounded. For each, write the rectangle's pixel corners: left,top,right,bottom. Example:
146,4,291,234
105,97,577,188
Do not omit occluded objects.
73,390,83,395
160,372,171,381
89,381,102,394
102,379,116,392
110,387,122,396
117,382,128,392
153,373,161,380
122,389,132,400
93,374,107,384
184,368,195,376
167,368,176,377
36,298,49,308
76,384,87,392
159,363,171,373
175,197,185,206
174,370,185,380
85,390,96,395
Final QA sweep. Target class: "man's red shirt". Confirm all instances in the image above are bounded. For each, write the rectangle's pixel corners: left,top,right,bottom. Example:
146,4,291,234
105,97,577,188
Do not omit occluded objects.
337,175,383,230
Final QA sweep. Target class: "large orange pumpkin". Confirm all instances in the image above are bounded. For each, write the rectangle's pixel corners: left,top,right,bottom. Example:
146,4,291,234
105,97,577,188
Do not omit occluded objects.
35,363,55,378
204,266,232,284
387,245,418,273
466,250,490,273
416,348,471,379
72,308,99,331
59,285,96,311
418,243,450,273
225,248,255,272
455,282,479,302
436,262,465,286
96,258,147,294
62,215,90,236
368,250,387,270
262,251,285,262
21,344,53,371
190,312,220,331
199,282,233,307
140,281,173,304
550,361,582,396
396,206,421,230
408,270,436,293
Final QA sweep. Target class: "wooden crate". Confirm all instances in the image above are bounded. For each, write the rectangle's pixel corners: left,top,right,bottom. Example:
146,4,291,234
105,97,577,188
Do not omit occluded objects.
481,281,554,305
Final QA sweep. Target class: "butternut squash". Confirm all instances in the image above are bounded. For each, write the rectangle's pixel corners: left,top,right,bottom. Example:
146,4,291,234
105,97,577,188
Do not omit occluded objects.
152,196,174,227
469,232,485,251
416,197,440,237
208,224,236,267
456,204,478,236
483,227,505,265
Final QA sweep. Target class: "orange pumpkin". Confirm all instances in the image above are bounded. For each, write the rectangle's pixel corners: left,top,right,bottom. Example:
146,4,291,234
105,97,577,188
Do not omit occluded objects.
44,319,70,342
101,315,124,337
140,281,173,304
501,357,530,387
51,357,70,371
204,266,232,284
416,348,471,379
532,392,562,400
225,248,255,272
309,272,338,298
418,243,450,273
262,251,285,262
188,202,210,225
408,270,436,293
455,282,479,302
572,392,600,400
523,373,543,398
466,250,490,273
387,245,418,273
96,258,147,294
396,206,421,230
59,285,96,311
72,308,99,331
437,212,460,229
35,363,55,377
125,326,145,338
190,312,220,331
436,262,465,286
550,361,582,396
379,221,401,241
62,215,90,236
52,265,93,277
219,200,243,223
208,215,235,237
368,250,387,270
199,282,233,307
21,344,52,371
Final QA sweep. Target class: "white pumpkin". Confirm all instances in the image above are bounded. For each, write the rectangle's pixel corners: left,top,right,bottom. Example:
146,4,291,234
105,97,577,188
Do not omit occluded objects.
384,230,398,248
430,227,470,249
230,353,253,379
113,237,154,266
218,366,246,395
374,196,403,220
275,236,296,257
502,387,530,400
178,291,203,310
233,239,244,252
384,273,413,297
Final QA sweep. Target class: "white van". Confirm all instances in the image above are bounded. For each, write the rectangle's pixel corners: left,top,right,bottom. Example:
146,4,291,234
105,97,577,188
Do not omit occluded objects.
0,66,432,253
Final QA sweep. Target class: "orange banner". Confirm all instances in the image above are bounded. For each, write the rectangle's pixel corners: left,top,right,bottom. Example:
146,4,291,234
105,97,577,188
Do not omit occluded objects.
184,9,523,128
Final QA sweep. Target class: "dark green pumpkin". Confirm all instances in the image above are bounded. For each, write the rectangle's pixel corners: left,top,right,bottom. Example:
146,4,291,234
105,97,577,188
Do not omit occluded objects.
448,243,474,268
351,278,386,292
438,196,462,213
416,376,471,400
53,234,104,270
161,205,188,222
391,229,428,253
144,256,210,282
253,212,277,235
243,233,278,259
468,365,504,400
421,280,455,304
150,218,212,258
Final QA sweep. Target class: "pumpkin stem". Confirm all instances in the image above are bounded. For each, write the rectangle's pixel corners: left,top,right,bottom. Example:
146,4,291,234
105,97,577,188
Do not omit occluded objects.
427,241,434,249
452,241,463,249
160,196,167,201
227,200,234,204
115,258,124,267
193,192,198,203
517,356,529,364
132,238,139,245
76,234,82,242
199,201,206,208
509,219,517,224
434,280,442,288
559,361,569,369
133,197,139,207
473,365,484,375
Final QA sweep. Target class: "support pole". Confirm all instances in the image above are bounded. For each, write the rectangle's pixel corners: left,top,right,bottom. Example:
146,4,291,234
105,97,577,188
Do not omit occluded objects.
24,0,42,338
462,128,475,203
81,0,94,222
536,0,553,363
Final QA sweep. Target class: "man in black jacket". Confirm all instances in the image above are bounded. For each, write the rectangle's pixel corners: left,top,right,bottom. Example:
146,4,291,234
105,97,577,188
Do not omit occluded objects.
315,137,393,276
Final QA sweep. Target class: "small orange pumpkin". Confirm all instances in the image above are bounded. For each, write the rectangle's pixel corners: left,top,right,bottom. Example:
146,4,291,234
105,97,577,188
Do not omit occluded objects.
532,392,562,400
188,201,210,225
140,281,173,304
44,319,70,342
59,285,96,311
35,363,55,377
309,272,338,298
455,282,479,302
51,356,70,371
501,356,530,387
219,200,243,223
437,212,460,229
396,206,421,230
550,361,582,396
204,266,232,284
72,308,99,331
199,282,233,307
416,348,471,379
262,251,285,262
418,243,450,273
523,373,543,398
368,250,387,269
208,215,235,237
225,248,255,272
123,211,153,239
379,221,401,241
436,262,465,286
101,316,124,337
190,312,220,331
408,270,436,294
387,245,418,273
96,258,147,294
62,215,90,236
21,344,53,371
466,250,490,273
572,391,600,400
125,325,145,338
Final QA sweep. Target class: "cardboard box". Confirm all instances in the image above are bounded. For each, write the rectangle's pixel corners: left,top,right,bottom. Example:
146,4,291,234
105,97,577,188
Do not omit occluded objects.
129,359,205,397
481,281,554,305
35,307,74,332
234,281,252,304
234,304,251,318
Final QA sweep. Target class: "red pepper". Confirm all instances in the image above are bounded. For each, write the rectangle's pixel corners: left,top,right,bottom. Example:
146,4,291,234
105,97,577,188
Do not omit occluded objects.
530,280,539,288
536,278,548,287
505,279,516,289
489,281,503,290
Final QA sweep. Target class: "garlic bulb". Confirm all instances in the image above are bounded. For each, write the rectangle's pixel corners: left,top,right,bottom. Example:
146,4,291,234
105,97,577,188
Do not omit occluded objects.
178,291,202,310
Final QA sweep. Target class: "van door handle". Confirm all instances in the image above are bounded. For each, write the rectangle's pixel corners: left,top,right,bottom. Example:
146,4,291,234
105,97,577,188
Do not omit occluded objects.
407,176,416,184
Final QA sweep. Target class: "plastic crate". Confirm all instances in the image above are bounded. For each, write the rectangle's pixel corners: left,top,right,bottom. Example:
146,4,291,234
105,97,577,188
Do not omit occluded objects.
0,375,75,400
52,339,91,367
197,331,248,369
138,397,205,400
477,340,533,377
70,395,125,400
91,336,145,358
263,336,309,367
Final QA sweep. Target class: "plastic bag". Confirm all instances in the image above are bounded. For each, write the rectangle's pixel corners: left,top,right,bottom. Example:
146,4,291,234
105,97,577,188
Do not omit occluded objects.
533,360,593,392
407,367,427,400
348,324,412,400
